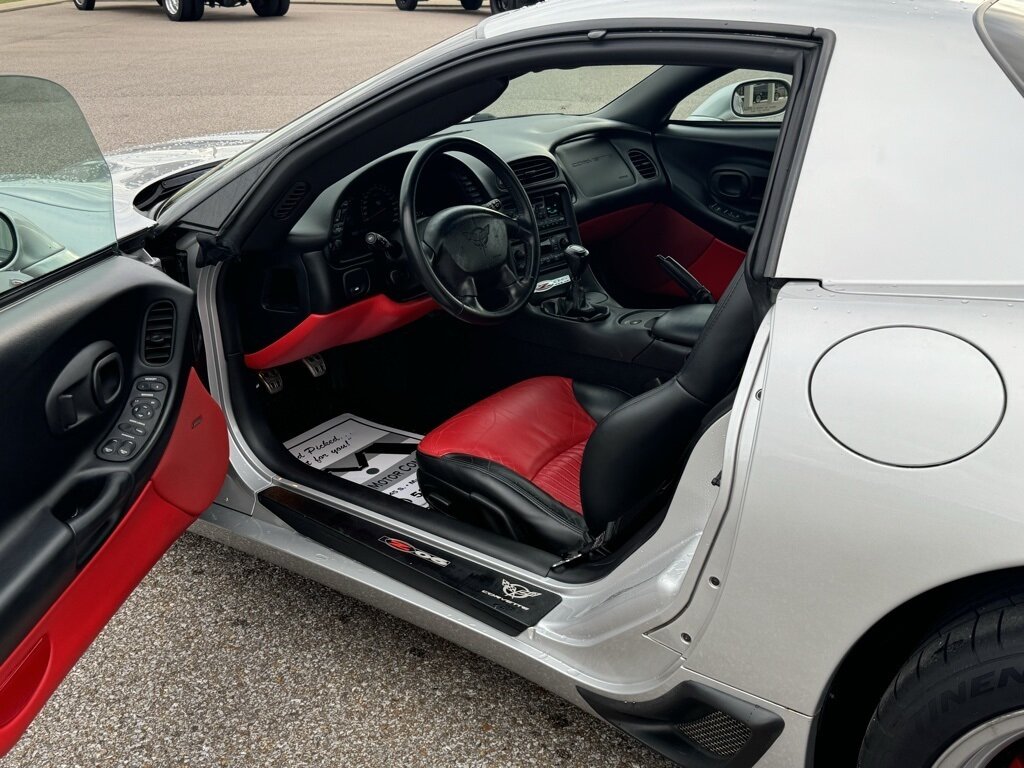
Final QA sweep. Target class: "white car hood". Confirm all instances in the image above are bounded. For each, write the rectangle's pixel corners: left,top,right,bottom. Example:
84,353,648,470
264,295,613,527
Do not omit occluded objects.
105,132,266,241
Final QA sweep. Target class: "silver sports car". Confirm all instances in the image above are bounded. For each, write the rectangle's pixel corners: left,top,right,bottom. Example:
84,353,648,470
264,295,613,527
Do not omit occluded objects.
1,0,1023,766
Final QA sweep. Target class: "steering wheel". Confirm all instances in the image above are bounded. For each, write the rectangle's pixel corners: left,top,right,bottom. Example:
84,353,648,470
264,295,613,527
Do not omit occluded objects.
400,137,541,324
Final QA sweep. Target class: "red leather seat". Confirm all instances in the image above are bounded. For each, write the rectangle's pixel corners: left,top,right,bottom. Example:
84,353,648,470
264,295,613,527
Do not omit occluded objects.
419,377,598,513
416,270,758,557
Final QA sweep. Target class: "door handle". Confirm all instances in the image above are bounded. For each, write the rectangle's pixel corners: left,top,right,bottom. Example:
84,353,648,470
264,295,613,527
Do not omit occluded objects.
52,471,132,566
45,341,123,434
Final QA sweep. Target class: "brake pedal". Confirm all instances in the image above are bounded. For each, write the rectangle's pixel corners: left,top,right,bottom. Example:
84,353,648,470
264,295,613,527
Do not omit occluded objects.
302,353,327,378
258,368,284,394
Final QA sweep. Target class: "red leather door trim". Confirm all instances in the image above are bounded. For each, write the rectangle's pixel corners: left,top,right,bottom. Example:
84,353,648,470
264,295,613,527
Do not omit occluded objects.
579,203,745,302
244,294,436,370
0,370,228,757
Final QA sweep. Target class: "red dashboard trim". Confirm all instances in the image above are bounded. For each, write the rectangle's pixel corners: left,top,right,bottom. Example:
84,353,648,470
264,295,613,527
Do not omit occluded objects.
244,294,437,370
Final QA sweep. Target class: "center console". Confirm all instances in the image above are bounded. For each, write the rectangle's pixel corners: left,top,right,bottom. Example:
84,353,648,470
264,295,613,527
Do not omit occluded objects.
511,185,578,279
501,179,716,382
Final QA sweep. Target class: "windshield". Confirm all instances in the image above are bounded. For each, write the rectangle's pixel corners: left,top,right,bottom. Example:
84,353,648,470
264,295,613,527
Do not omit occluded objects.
472,65,660,120
0,77,116,294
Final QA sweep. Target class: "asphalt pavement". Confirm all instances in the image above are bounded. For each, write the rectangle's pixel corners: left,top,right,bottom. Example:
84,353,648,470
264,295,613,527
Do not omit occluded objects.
0,4,671,767
0,2,477,151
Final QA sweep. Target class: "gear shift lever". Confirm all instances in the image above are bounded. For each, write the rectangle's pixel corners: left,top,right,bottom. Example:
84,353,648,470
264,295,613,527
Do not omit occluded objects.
563,244,590,315
541,243,609,321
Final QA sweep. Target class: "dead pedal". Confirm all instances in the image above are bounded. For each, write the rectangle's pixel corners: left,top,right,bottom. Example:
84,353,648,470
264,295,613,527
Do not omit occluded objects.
302,354,327,378
258,368,284,394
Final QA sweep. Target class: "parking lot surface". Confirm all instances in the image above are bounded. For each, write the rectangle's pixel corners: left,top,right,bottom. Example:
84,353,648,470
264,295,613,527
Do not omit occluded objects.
0,2,477,151
0,4,670,766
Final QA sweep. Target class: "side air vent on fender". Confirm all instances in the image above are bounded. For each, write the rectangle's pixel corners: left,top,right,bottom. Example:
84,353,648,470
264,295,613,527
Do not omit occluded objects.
628,149,658,180
509,156,558,186
142,301,175,366
273,181,310,220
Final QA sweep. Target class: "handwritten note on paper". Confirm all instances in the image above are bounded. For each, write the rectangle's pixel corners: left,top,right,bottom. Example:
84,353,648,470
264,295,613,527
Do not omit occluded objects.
284,414,429,508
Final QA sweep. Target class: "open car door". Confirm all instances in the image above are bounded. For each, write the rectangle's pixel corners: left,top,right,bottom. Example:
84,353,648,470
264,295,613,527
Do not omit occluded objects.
0,77,229,756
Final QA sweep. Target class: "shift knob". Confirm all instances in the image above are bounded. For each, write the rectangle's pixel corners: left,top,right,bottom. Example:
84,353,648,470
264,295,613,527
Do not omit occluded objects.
563,244,589,279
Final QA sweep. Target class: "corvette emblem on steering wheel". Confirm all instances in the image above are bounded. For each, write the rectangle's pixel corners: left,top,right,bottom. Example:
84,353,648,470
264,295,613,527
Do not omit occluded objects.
465,223,491,248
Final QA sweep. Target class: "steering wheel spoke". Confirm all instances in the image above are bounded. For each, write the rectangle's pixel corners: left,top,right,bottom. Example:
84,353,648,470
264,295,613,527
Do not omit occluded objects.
508,214,535,239
456,274,479,300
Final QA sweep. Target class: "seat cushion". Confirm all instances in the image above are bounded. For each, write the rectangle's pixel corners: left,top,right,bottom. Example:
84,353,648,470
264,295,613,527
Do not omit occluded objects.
419,376,596,511
416,377,629,553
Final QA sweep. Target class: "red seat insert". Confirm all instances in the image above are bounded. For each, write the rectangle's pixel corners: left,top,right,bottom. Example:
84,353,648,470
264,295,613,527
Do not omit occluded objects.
418,376,595,513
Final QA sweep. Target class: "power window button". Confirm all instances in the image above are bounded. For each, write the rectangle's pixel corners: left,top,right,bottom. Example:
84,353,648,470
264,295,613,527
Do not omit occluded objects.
101,439,121,456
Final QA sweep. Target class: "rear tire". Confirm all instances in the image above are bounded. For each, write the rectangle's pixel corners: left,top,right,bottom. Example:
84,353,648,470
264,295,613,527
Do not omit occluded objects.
251,0,288,15
460,0,482,9
73,0,96,11
395,0,417,9
859,595,1024,767
164,0,202,21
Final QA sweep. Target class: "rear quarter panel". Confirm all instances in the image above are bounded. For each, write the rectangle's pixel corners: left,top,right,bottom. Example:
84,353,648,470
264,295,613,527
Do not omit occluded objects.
678,282,1024,714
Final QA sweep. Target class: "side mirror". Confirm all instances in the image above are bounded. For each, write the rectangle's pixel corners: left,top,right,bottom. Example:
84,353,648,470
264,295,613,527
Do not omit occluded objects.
731,79,790,118
0,214,16,268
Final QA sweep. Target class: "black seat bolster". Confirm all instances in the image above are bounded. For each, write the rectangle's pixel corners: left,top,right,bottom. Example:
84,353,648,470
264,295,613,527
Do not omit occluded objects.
580,379,708,535
650,303,716,347
580,271,758,538
416,452,589,555
572,381,632,421
675,270,758,404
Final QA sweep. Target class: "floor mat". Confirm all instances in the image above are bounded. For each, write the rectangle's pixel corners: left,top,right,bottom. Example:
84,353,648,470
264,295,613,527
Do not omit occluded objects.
284,413,429,508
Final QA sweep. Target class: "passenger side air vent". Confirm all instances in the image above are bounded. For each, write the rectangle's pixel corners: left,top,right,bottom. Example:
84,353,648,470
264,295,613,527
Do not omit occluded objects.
142,301,176,366
509,156,558,186
273,181,309,220
628,149,658,180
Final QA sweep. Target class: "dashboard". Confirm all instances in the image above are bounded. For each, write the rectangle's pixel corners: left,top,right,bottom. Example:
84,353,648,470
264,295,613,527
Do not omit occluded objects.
241,116,676,354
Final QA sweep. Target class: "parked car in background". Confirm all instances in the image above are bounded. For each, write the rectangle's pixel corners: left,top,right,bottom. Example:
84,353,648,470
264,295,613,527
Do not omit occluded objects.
395,0,537,13
72,0,288,22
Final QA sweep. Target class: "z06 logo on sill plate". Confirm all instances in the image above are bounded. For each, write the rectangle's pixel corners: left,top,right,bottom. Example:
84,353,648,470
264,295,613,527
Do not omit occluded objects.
379,537,450,567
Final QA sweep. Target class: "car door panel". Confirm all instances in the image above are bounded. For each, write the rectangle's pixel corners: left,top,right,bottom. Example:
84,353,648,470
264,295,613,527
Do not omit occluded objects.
0,256,228,755
579,125,777,307
580,202,746,305
656,123,779,245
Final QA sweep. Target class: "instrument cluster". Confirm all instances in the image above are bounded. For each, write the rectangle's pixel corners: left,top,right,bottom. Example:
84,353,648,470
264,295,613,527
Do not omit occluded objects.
327,154,486,268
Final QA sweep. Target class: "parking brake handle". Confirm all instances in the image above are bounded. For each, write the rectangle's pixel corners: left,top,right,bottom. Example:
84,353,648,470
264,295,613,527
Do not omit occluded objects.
655,254,714,304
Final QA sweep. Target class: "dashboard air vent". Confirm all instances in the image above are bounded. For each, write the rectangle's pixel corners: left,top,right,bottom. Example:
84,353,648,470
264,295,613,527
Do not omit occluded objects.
273,181,309,220
455,171,486,204
628,149,658,180
142,301,175,366
509,156,558,186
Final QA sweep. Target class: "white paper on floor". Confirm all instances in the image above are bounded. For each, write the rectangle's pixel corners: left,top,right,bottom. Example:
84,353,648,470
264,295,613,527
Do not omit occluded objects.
284,413,429,508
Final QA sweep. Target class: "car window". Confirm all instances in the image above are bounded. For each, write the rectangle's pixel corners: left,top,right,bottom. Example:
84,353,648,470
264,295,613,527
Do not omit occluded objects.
672,69,792,123
0,76,116,296
473,65,661,120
